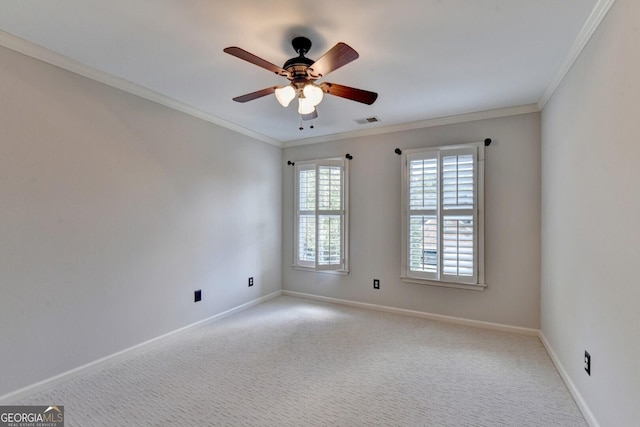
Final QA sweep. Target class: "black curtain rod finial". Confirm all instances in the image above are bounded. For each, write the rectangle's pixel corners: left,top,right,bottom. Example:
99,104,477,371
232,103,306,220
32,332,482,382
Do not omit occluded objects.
287,160,295,166
345,153,353,160
394,148,402,155
484,138,492,146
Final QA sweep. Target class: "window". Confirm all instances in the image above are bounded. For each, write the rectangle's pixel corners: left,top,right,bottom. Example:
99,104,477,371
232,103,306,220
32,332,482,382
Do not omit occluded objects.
401,143,485,289
294,158,348,272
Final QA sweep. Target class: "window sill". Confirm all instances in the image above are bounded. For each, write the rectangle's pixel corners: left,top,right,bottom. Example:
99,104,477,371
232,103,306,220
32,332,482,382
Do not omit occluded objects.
292,266,349,276
401,276,486,291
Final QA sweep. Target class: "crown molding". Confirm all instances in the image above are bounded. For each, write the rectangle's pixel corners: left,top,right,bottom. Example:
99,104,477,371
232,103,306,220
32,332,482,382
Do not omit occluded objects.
1,30,537,150
0,31,282,148
283,104,540,148
3,0,607,152
537,0,616,109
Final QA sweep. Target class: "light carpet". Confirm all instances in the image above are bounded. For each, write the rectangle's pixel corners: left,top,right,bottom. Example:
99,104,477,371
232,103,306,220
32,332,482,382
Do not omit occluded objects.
18,296,587,426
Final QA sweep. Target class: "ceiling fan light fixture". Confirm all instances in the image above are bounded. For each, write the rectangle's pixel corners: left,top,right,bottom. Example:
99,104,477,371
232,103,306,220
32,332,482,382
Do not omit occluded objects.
275,85,296,107
298,96,316,115
303,83,324,106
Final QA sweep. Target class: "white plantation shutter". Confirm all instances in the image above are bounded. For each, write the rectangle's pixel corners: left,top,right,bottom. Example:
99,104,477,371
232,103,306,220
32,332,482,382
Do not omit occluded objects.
409,215,438,275
442,216,474,277
442,154,474,210
441,150,477,283
402,145,482,286
408,155,439,280
316,161,344,270
296,164,316,267
294,158,347,271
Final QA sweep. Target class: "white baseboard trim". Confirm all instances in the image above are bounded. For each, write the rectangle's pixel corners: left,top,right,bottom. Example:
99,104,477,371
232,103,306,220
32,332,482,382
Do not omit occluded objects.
1,289,599,427
281,290,539,336
538,332,600,427
0,290,282,404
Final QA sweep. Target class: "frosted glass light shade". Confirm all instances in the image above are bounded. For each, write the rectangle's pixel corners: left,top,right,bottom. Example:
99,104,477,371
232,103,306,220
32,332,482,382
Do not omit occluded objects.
303,84,324,106
298,96,316,115
275,85,296,107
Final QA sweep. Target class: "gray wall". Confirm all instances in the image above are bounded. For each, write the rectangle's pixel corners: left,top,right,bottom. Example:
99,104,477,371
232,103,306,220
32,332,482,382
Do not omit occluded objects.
282,112,541,329
0,46,282,396
541,0,640,425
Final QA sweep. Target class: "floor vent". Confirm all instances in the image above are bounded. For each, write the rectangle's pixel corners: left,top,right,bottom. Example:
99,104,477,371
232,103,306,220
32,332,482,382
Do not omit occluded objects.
355,116,380,125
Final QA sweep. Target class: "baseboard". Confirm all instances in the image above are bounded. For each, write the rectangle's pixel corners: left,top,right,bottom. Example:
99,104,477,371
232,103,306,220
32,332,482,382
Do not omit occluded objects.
538,332,600,427
0,290,282,404
2,288,598,427
281,290,539,336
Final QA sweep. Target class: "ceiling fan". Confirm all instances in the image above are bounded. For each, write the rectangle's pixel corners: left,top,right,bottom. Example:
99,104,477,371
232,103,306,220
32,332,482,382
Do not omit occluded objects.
223,36,378,121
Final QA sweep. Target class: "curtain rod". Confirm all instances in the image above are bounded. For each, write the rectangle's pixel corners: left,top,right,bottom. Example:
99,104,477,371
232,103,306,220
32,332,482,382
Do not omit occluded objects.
394,138,492,155
287,153,353,166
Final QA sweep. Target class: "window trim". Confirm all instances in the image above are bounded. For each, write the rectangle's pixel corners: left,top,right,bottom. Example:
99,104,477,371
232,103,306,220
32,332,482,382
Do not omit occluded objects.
400,142,486,290
293,157,349,274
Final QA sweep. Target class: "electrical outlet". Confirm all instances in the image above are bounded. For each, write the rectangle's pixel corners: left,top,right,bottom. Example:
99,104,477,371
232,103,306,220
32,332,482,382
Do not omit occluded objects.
584,351,591,376
373,279,380,289
248,277,254,287
194,290,202,302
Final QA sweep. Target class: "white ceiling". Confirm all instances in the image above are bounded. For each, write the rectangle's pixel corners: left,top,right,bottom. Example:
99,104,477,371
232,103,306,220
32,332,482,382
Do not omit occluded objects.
0,0,602,145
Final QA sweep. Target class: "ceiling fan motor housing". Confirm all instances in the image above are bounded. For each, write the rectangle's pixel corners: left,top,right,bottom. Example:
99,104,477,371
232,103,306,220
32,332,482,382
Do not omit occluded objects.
291,36,312,56
284,37,316,86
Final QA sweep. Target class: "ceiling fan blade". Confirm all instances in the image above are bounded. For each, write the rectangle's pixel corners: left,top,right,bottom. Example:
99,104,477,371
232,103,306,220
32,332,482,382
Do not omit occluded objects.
224,47,290,77
320,82,378,105
301,110,318,121
307,43,359,78
232,86,278,103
